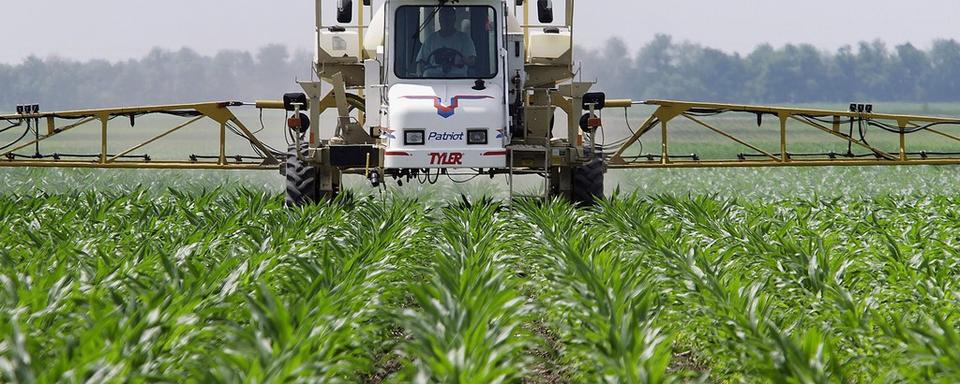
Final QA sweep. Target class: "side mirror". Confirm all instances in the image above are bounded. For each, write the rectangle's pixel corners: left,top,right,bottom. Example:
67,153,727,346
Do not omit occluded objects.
537,0,553,23
337,0,353,24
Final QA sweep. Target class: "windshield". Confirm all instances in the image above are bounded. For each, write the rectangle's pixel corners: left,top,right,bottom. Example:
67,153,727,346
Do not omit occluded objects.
394,6,498,79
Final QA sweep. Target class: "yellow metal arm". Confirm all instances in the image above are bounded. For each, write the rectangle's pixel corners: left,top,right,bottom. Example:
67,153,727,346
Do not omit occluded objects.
0,101,280,170
607,99,960,169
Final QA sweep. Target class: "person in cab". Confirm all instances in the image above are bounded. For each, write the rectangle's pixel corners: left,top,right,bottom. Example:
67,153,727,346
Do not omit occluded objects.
416,7,478,77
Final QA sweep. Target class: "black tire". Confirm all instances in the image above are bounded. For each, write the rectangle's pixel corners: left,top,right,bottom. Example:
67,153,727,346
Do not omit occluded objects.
571,157,605,206
285,143,320,207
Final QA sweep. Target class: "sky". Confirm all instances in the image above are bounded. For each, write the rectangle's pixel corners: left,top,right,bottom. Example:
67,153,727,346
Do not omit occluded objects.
1,0,958,63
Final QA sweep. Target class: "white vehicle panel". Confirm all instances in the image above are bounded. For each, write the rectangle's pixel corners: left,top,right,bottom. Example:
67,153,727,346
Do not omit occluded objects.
384,82,506,169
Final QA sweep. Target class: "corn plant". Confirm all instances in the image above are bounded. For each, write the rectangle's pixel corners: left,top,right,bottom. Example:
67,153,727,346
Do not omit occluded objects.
514,199,672,383
2,175,960,383
396,202,529,383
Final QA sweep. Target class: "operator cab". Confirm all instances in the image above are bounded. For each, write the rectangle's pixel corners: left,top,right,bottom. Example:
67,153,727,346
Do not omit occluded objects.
384,2,507,170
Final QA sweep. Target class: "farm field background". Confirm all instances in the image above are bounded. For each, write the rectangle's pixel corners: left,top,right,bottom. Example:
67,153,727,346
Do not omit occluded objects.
2,103,960,382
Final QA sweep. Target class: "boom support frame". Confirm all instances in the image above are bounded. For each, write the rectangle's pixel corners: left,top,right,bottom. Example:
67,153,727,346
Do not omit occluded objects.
0,102,280,170
607,99,960,169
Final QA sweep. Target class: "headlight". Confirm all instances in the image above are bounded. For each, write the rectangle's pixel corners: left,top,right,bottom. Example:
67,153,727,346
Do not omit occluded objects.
467,129,488,145
404,130,425,145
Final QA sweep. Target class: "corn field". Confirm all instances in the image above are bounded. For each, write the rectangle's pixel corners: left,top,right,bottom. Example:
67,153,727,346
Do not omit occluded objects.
2,186,960,383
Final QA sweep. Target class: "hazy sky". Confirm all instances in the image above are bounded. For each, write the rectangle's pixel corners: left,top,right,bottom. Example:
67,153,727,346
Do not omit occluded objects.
2,0,958,63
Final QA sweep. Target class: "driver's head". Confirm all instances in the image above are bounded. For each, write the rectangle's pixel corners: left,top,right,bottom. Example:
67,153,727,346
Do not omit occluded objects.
438,7,456,31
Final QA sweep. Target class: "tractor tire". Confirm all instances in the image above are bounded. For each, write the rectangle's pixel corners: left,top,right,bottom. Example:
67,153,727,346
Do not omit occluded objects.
285,143,321,207
571,157,605,206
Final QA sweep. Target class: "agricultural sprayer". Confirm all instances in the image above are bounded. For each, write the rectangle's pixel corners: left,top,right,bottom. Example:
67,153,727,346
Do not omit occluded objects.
4,0,960,206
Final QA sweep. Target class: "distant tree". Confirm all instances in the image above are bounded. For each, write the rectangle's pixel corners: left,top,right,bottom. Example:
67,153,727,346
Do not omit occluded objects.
890,43,930,101
0,45,315,110
212,50,256,100
854,41,891,100
254,44,292,96
577,35,960,103
927,39,960,102
828,45,859,102
4,38,960,112
632,34,682,100
592,38,626,96
682,47,747,103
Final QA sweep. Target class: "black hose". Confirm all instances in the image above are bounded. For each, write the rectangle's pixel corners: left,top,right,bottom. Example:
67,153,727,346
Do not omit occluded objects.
0,126,31,151
867,120,960,134
0,122,22,135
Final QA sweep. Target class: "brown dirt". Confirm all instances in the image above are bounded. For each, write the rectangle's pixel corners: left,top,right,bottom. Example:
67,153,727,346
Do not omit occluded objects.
363,327,408,384
668,348,711,378
523,320,570,384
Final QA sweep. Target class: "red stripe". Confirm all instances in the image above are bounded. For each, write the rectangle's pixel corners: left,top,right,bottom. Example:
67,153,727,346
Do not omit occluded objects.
384,151,411,157
482,151,508,156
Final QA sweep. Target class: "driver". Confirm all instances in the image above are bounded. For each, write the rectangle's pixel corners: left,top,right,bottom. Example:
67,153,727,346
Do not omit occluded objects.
416,7,477,77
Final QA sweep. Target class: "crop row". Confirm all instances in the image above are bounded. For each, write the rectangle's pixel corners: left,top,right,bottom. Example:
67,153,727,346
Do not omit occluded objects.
1,188,959,382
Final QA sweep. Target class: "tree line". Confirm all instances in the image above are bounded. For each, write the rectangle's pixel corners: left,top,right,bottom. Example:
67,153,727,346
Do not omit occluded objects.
1,35,960,111
0,45,313,111
579,34,960,104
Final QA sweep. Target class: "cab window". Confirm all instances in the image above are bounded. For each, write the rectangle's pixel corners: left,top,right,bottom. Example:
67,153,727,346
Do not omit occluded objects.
394,6,498,79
